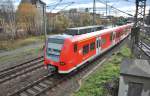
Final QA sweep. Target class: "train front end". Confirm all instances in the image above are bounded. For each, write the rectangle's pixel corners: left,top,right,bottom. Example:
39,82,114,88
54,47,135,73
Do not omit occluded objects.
44,34,72,73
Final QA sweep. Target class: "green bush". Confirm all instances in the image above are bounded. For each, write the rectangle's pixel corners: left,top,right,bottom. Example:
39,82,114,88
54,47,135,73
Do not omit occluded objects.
74,44,132,96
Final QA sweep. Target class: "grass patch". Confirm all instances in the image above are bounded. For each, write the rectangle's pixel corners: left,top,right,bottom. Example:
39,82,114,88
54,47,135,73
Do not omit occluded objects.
0,35,44,50
74,44,132,96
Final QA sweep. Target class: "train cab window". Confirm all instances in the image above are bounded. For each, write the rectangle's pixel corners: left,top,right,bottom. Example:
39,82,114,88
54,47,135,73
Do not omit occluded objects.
74,44,78,52
90,42,95,51
48,38,64,44
83,44,89,55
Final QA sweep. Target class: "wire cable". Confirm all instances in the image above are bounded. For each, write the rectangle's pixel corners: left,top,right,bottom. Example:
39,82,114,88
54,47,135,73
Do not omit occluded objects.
97,0,134,16
48,0,63,12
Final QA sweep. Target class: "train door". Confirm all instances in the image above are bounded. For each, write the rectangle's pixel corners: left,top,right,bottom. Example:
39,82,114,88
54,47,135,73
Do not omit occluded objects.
96,36,101,55
112,32,116,45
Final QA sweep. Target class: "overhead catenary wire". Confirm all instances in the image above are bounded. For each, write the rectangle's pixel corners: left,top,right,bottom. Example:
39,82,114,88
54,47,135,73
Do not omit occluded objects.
46,2,75,8
123,0,135,4
46,1,75,34
47,2,75,12
48,0,63,12
58,2,75,12
97,0,134,16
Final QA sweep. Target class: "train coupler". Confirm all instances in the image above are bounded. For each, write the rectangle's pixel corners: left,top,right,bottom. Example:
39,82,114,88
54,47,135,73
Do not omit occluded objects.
47,65,57,73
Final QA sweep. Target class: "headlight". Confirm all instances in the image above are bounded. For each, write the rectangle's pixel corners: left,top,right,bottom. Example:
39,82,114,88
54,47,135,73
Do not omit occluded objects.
60,62,65,66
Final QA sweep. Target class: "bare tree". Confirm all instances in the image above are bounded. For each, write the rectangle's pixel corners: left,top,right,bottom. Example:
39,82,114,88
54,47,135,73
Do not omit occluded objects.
0,0,16,40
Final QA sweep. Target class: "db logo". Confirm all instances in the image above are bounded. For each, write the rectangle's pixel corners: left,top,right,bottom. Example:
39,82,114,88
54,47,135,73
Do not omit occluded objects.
79,49,82,54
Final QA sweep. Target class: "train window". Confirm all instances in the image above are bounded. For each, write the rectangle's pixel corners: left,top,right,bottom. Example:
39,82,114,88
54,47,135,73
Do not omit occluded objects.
90,42,95,51
74,44,78,52
87,28,91,33
110,32,114,41
99,40,101,47
91,28,95,32
83,44,89,55
101,38,106,45
97,40,99,48
65,29,78,35
79,29,85,34
126,28,130,33
121,30,124,35
96,39,101,48
116,32,120,38
96,26,104,31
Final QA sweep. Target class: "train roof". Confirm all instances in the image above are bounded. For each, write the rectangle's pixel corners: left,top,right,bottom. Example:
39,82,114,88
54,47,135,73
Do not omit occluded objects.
47,34,72,39
67,25,104,30
47,23,133,43
71,23,133,42
66,25,105,35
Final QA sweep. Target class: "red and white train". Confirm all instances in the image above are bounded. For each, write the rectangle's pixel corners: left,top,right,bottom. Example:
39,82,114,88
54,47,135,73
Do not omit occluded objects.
44,23,133,74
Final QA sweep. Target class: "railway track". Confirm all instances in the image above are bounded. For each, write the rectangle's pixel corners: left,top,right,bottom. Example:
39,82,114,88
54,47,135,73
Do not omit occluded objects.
138,41,150,57
8,74,66,96
8,40,122,96
8,52,107,96
0,56,44,84
8,37,129,96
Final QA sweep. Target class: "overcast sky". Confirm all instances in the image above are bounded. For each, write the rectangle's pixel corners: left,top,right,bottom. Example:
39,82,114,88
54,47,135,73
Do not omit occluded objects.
14,0,150,17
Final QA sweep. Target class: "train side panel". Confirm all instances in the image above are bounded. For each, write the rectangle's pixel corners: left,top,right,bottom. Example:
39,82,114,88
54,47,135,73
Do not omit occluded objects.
79,37,96,61
59,37,97,73
58,24,132,73
59,39,75,72
101,32,112,50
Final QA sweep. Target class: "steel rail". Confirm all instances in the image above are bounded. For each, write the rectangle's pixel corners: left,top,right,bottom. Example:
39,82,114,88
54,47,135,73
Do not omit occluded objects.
0,56,43,73
0,63,44,84
0,59,43,78
138,41,150,57
0,56,44,84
